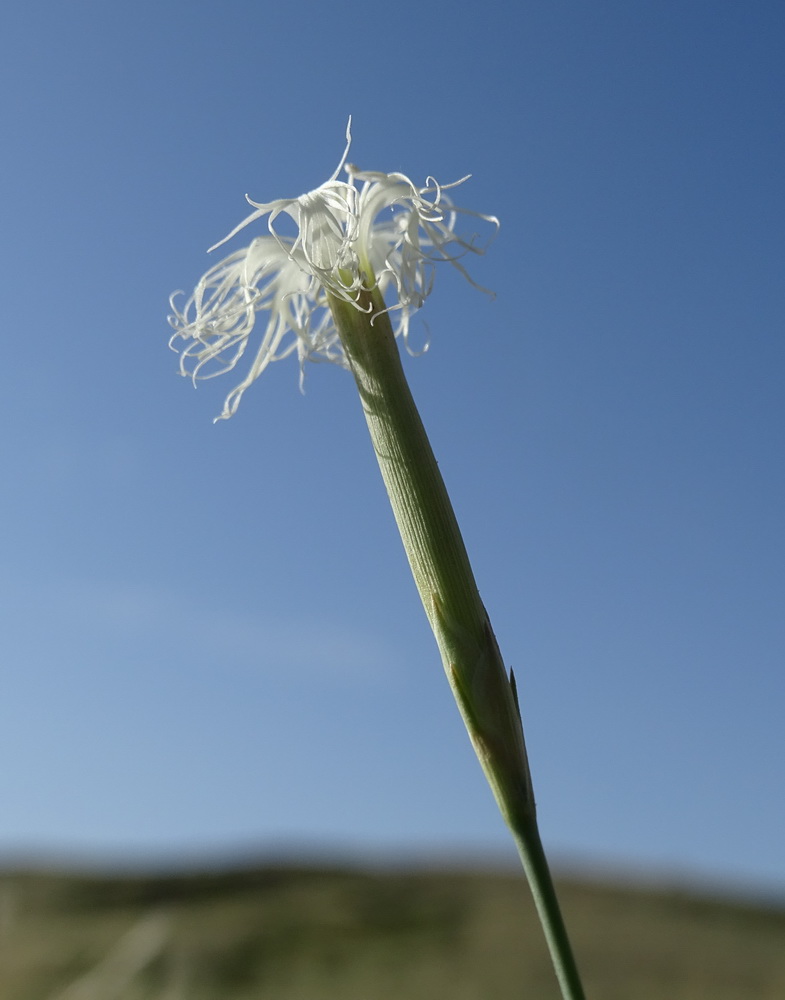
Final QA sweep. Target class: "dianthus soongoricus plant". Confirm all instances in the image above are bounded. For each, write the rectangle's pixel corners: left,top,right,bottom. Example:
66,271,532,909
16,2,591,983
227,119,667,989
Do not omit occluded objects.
168,121,587,1000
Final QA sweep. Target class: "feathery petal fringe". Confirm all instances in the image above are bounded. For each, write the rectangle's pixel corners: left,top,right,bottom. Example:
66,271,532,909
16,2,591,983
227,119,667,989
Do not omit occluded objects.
168,120,498,420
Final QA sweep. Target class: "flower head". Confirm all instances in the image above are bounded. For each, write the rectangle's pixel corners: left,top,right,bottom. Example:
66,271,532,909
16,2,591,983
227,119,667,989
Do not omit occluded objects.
168,119,498,420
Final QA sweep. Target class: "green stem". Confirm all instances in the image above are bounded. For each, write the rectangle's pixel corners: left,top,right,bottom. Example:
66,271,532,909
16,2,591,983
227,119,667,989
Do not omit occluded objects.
329,283,586,1000
512,816,587,1000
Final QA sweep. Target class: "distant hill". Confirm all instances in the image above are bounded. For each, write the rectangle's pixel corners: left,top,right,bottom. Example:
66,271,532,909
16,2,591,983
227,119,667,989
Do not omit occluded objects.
0,862,783,998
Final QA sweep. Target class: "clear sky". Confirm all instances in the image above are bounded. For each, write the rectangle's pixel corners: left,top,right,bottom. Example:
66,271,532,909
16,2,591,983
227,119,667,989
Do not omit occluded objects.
1,1,783,897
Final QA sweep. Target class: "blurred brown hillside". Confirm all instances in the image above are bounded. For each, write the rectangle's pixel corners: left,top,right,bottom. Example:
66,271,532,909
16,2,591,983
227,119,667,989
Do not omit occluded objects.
0,862,783,999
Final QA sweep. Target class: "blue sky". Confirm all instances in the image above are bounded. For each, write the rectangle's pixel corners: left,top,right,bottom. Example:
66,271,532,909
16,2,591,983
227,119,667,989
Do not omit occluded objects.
1,1,783,897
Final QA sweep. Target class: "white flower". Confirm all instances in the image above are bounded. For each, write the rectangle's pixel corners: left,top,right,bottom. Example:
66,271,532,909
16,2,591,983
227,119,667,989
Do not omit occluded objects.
168,119,498,420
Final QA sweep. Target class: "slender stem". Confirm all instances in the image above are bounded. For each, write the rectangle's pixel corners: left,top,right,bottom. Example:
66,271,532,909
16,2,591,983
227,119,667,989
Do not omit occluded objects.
329,283,587,1000
512,816,587,1000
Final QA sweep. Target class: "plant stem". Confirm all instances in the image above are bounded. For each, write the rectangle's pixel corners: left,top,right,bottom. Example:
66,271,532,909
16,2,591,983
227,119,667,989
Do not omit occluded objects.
329,282,587,1000
512,815,587,1000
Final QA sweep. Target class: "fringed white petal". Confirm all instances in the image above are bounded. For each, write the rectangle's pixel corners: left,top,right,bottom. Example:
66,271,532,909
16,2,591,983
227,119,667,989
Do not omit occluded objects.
168,237,345,420
168,123,498,418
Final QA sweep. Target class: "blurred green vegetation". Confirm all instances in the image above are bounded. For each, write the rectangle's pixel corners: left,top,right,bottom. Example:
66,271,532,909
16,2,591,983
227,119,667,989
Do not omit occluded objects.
0,861,783,999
